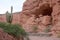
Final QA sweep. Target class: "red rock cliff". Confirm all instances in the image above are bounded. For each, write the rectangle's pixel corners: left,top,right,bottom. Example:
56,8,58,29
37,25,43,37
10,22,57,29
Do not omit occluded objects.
20,0,60,37
20,0,52,32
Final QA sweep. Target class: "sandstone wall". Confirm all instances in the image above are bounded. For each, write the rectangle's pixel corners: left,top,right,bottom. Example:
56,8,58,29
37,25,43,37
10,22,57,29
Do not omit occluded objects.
0,14,6,22
20,0,52,32
12,12,20,24
51,0,60,37
0,12,20,24
20,0,60,37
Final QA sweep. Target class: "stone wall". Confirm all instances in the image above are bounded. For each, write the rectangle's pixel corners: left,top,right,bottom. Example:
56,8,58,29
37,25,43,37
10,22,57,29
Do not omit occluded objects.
0,12,20,24
0,14,6,22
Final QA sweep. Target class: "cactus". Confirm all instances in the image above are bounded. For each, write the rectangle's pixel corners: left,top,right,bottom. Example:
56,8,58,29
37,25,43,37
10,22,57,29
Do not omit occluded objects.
6,6,13,23
10,6,13,23
6,11,10,23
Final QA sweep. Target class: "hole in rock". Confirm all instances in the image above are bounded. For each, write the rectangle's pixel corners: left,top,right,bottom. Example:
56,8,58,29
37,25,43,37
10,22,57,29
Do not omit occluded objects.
42,7,52,16
35,4,53,18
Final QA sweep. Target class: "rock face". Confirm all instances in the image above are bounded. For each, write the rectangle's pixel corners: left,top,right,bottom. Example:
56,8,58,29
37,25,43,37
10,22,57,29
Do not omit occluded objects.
20,0,52,32
51,0,60,37
0,28,17,40
20,0,60,37
23,0,52,18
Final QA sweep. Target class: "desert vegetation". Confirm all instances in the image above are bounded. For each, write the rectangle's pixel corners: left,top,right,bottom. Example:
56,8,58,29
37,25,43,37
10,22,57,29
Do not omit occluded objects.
0,22,29,40
0,6,29,40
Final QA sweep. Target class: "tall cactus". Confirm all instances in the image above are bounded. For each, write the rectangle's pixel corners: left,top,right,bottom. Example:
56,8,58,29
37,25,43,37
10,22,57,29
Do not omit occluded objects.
6,6,13,23
6,11,10,23
10,6,13,23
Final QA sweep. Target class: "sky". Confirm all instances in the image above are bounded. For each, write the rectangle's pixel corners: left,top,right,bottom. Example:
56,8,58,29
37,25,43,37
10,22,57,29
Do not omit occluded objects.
0,0,26,14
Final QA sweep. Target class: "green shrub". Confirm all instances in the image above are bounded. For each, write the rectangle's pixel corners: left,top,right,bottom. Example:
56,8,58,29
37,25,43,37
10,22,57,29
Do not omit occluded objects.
0,22,27,37
0,22,7,29
6,6,13,24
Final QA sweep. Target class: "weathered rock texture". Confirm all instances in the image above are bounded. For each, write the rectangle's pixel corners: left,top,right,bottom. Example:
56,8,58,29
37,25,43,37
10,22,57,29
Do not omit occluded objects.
20,0,60,37
0,28,17,40
51,0,60,37
20,0,52,32
0,0,60,37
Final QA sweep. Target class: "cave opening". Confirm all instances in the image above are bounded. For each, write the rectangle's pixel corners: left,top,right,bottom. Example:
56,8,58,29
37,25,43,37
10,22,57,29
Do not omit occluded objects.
35,7,53,18
42,7,52,16
35,3,53,18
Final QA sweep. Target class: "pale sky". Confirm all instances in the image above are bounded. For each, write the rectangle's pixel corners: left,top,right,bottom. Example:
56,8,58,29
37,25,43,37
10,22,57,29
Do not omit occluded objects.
0,0,26,14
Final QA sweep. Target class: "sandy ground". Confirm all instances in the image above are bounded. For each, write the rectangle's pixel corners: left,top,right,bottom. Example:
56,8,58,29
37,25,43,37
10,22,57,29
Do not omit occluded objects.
28,36,60,40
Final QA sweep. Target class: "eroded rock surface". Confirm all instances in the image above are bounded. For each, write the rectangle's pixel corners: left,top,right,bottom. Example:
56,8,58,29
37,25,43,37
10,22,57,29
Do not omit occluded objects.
20,0,52,32
20,0,60,37
51,0,60,37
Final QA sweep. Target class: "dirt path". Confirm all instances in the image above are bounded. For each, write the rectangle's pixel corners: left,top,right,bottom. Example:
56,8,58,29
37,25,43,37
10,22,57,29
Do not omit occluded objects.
29,36,60,40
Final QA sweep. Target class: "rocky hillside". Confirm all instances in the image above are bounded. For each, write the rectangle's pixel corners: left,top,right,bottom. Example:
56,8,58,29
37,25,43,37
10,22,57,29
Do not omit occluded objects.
20,0,60,37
